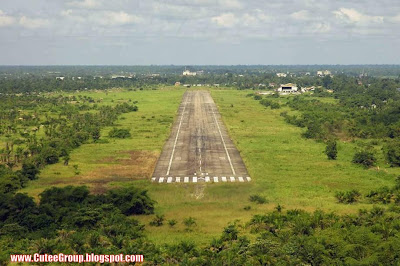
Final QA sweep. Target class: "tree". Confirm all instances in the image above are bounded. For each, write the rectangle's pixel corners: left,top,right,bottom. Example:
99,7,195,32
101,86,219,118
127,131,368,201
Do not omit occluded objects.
352,150,376,168
91,127,101,142
322,75,333,89
325,140,338,160
385,141,400,167
20,162,40,180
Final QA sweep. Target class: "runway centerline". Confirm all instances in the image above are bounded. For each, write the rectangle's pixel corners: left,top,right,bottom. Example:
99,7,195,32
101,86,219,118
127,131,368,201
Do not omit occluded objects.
152,91,249,183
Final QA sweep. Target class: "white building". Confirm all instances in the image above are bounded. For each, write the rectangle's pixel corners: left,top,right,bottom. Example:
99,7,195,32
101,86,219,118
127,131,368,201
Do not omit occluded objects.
277,83,298,93
182,70,197,76
276,73,287,78
56,77,65,81
317,70,332,77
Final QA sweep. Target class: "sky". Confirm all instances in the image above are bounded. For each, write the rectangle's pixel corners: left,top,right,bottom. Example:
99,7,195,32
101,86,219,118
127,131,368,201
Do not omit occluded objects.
0,0,399,65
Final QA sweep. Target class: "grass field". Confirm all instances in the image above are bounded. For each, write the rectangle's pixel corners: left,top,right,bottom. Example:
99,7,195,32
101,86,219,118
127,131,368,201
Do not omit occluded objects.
20,88,399,246
20,87,185,197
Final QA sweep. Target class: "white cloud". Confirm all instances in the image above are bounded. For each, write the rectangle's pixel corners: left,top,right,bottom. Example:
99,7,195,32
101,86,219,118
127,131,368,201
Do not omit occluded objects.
290,10,311,21
333,8,383,24
67,0,100,9
0,10,49,29
211,10,271,28
19,16,49,29
99,11,142,26
211,13,236,27
0,10,16,27
62,9,142,26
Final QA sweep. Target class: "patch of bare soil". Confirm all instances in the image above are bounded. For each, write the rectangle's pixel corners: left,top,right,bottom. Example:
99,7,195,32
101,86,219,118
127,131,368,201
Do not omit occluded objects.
52,150,159,194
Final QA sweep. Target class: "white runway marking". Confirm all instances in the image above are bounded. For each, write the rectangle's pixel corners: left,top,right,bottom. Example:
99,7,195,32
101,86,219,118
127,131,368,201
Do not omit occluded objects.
193,176,198,183
184,176,189,183
167,177,173,183
238,176,244,182
221,176,227,182
205,176,210,182
166,97,188,176
246,176,251,182
213,176,219,182
212,107,236,176
230,176,235,182
176,177,181,183
159,177,164,183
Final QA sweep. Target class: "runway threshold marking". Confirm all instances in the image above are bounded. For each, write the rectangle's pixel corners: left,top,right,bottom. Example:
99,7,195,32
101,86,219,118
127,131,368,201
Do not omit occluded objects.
152,176,251,183
166,96,188,176
212,107,236,176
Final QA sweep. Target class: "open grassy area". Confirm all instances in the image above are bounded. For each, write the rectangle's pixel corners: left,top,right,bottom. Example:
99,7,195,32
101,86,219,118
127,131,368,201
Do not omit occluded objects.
19,88,399,246
20,87,185,197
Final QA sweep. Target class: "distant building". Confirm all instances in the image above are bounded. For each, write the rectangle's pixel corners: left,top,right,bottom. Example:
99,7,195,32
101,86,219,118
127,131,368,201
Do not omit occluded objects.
56,77,65,81
317,70,332,77
277,83,298,93
276,73,287,78
182,70,197,76
175,82,181,86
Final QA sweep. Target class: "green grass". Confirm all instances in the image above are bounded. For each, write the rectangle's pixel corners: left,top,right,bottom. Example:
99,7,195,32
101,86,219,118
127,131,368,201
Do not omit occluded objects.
19,88,399,246
20,87,186,197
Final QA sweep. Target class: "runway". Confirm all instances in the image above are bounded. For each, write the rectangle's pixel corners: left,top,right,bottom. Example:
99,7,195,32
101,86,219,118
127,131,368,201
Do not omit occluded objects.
152,90,250,183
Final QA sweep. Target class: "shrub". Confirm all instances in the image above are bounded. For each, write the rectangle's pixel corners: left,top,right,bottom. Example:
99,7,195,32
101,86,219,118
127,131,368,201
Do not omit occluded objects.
221,224,238,241
352,150,376,168
249,194,267,204
20,163,40,180
108,128,131,139
325,140,338,160
385,142,400,167
105,187,155,215
149,214,164,227
335,190,361,204
253,95,262,100
168,219,177,227
183,217,197,229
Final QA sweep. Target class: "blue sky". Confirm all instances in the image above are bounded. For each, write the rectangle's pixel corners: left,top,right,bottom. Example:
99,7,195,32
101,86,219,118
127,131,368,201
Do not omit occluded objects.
0,0,399,65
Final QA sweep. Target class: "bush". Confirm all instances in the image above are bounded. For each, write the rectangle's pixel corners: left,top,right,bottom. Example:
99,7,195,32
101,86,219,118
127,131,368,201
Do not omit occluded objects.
385,142,400,167
20,163,40,180
352,150,376,168
104,187,155,215
183,217,197,229
149,215,164,227
335,190,361,204
168,219,177,227
108,128,131,139
325,140,338,160
260,99,280,109
249,194,267,204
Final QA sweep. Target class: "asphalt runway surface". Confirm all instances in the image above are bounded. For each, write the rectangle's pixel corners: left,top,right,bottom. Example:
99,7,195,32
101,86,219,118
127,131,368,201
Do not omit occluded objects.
152,90,250,183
